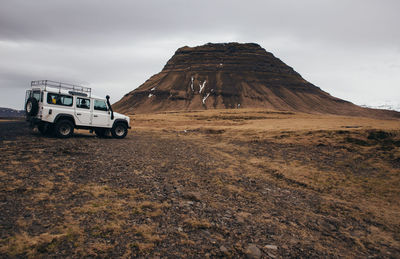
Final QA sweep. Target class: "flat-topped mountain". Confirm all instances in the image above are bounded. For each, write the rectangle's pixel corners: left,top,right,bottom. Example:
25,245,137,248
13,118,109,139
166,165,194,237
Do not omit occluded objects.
114,43,399,119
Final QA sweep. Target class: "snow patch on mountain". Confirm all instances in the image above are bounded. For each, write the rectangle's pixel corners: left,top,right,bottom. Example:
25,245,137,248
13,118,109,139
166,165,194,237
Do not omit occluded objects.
202,93,210,104
199,81,206,94
190,76,194,91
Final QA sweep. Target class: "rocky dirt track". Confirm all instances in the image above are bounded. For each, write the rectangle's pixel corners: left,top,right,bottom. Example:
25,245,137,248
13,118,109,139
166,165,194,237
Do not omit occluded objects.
1,119,400,258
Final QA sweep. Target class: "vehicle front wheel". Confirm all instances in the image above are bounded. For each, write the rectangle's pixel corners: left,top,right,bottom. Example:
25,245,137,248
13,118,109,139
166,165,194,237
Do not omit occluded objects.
111,123,128,139
55,120,74,138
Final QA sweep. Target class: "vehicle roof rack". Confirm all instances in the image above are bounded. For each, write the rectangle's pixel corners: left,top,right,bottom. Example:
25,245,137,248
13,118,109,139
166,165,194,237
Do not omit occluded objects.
31,80,91,97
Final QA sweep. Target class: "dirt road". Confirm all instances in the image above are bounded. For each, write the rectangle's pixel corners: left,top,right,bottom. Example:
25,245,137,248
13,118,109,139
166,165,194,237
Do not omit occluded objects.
1,117,399,258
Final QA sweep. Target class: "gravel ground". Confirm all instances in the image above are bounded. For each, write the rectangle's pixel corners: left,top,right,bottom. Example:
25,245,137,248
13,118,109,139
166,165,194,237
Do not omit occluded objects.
0,120,399,258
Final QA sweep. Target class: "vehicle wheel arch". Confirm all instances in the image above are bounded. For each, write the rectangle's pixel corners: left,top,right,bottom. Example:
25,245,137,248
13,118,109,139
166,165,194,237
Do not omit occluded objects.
112,119,129,128
54,114,76,126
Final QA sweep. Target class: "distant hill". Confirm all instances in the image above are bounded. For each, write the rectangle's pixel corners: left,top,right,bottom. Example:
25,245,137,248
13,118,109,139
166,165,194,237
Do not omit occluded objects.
0,107,25,118
114,42,399,119
361,103,400,112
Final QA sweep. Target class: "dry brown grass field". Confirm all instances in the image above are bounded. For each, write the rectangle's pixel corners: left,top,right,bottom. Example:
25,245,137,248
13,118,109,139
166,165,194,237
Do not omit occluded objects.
1,109,400,258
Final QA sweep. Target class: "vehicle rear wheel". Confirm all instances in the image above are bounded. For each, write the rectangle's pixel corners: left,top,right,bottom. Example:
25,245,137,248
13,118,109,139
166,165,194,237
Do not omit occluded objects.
111,123,127,139
25,97,38,116
55,120,74,138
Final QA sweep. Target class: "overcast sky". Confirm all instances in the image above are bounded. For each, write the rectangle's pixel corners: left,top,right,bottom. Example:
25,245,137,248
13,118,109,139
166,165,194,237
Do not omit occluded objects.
1,0,399,110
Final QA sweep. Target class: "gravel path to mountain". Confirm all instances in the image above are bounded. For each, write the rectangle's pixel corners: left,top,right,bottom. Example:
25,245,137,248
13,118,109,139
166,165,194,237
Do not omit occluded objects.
0,120,399,258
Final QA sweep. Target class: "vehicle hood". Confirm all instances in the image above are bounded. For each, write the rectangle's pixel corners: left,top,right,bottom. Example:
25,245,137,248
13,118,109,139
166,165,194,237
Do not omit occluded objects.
113,112,130,124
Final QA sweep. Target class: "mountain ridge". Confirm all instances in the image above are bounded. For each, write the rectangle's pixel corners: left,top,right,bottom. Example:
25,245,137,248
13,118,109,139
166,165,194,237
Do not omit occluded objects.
0,107,25,118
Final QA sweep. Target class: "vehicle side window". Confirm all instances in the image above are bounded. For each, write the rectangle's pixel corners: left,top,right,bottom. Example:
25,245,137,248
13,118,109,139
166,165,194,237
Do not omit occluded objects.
76,97,90,109
32,91,41,102
94,99,107,111
47,93,73,106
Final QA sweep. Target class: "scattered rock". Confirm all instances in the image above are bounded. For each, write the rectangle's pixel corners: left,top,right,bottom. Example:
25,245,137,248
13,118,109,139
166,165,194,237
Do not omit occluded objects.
264,244,278,250
244,244,262,259
183,191,202,202
236,211,251,223
220,245,229,254
236,216,245,224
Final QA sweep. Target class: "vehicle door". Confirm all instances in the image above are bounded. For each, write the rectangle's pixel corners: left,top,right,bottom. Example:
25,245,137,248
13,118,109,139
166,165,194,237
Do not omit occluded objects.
75,97,92,125
92,99,110,127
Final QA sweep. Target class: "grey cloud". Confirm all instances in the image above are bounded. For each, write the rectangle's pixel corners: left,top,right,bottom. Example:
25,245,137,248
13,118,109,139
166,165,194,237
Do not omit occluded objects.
0,0,399,110
1,0,398,48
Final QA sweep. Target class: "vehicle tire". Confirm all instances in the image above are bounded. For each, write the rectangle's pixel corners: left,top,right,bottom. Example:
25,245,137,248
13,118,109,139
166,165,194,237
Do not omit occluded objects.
95,128,107,138
111,123,128,139
25,97,38,116
38,122,53,136
55,120,74,138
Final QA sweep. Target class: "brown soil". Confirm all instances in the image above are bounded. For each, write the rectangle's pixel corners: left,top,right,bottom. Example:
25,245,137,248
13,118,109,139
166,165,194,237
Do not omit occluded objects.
1,111,400,258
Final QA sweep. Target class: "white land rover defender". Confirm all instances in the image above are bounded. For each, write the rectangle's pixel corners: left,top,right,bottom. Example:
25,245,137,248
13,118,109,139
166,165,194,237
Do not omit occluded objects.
25,80,130,138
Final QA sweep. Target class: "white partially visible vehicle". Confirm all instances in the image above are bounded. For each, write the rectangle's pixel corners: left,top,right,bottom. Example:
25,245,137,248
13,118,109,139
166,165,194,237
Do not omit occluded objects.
25,80,131,138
